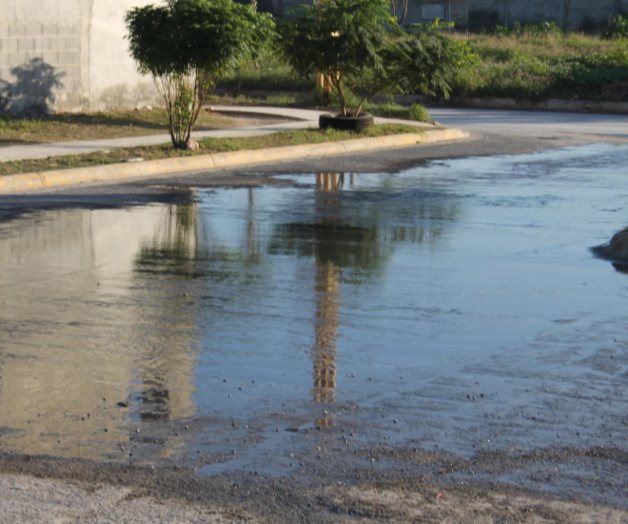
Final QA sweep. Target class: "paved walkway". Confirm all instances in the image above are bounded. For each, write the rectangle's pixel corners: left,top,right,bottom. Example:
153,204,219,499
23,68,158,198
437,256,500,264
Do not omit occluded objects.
0,106,434,163
3,105,628,164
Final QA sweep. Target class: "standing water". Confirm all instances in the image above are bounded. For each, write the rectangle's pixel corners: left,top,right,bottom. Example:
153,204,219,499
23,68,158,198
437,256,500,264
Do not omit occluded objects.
0,144,626,479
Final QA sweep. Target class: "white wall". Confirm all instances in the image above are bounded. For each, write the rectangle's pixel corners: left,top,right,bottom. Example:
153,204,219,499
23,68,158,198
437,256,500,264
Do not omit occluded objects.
89,0,157,110
0,0,157,114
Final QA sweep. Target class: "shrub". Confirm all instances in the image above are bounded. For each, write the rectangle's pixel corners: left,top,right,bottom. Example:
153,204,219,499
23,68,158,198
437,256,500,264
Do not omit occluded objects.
279,0,472,118
407,103,432,122
604,14,628,39
126,0,274,149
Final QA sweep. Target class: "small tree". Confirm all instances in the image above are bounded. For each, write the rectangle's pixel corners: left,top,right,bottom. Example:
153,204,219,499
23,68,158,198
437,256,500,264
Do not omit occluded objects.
279,0,471,119
126,0,273,149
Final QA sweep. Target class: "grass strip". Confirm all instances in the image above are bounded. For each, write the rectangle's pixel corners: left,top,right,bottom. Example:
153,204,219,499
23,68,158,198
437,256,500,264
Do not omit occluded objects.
216,31,628,103
0,125,422,177
0,109,261,146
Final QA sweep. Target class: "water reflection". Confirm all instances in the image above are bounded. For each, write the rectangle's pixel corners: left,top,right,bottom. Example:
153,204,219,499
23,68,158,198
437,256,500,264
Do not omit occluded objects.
278,173,439,425
272,175,386,405
133,204,199,427
2,145,627,471
0,171,461,459
313,175,343,427
0,199,200,459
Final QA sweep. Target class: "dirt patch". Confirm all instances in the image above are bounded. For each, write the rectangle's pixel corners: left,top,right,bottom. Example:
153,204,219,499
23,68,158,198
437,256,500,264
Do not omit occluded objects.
321,485,628,523
0,452,625,523
0,472,255,523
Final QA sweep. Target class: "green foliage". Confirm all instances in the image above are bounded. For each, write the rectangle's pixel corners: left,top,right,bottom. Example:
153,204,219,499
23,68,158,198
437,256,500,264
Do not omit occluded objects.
218,25,628,104
452,31,628,100
278,0,395,116
407,103,433,122
126,0,274,148
278,0,470,117
126,0,272,77
219,46,313,92
398,24,477,99
493,21,563,38
603,14,628,39
362,101,433,122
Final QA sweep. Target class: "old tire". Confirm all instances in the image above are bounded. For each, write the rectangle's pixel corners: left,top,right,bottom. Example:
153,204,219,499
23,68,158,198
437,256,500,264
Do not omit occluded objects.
319,113,374,132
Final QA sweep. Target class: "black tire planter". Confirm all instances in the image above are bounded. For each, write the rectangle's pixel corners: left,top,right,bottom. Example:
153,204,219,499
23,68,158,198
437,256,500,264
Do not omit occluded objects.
319,112,374,132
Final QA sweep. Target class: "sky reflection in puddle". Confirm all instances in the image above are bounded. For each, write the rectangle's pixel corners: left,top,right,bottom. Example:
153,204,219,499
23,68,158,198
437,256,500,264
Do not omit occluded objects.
0,144,627,465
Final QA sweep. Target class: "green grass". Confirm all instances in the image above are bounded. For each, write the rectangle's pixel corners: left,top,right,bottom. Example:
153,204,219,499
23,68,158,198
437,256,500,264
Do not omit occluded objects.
218,53,314,92
363,102,433,122
0,109,257,147
218,32,628,102
450,32,628,100
0,124,422,177
207,92,306,107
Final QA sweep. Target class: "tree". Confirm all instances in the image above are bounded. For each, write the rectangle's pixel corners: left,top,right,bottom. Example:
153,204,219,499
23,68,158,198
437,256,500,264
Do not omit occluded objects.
391,0,409,25
279,0,472,120
126,0,274,149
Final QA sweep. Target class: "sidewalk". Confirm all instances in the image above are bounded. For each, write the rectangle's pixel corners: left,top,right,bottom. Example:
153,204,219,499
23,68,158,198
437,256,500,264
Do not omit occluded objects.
0,106,435,163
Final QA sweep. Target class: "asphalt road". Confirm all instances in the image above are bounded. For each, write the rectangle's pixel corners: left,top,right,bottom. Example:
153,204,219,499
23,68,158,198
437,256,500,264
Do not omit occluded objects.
430,107,628,142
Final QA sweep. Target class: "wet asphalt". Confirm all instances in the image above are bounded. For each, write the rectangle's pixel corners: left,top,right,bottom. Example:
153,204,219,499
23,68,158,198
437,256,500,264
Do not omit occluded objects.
0,121,627,517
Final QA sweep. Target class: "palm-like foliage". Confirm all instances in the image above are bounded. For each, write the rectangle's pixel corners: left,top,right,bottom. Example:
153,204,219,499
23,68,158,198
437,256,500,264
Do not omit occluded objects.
279,0,472,117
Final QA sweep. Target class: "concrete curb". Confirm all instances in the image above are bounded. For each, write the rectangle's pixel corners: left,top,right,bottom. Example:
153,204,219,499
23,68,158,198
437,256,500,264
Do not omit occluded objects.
0,129,467,194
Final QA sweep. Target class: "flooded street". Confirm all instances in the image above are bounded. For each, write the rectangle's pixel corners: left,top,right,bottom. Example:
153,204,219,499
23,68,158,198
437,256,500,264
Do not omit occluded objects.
0,143,627,512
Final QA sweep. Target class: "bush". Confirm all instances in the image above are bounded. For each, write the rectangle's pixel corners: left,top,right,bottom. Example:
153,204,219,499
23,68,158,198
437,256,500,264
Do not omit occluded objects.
361,101,433,122
126,0,274,148
407,103,432,122
279,0,471,118
604,14,628,39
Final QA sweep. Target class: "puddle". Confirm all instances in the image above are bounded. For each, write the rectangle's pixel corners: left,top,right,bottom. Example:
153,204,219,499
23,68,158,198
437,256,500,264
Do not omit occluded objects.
0,144,626,473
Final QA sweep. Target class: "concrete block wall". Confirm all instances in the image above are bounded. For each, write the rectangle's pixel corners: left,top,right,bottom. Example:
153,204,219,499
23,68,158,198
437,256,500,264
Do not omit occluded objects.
0,0,156,115
406,0,628,29
0,0,84,113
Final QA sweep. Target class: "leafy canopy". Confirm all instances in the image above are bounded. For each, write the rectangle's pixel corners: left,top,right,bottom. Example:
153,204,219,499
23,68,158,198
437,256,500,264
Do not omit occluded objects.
126,0,274,148
280,0,396,81
279,0,472,116
126,0,273,78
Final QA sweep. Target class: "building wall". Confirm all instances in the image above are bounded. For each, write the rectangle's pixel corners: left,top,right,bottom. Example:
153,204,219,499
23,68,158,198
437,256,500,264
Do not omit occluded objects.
88,0,156,111
0,0,156,115
406,0,628,30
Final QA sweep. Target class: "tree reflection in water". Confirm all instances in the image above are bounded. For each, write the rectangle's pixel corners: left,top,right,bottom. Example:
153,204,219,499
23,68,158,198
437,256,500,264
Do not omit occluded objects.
273,173,389,426
132,175,460,430
131,192,265,429
270,172,459,427
133,202,200,434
